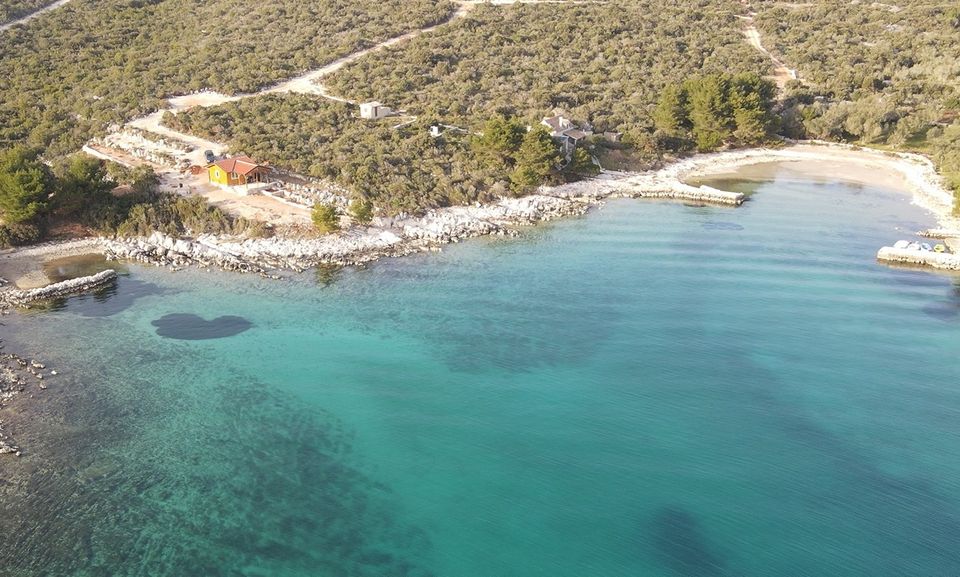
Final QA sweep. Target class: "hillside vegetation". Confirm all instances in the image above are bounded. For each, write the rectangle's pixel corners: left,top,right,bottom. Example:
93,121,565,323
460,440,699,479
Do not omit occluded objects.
324,1,768,137
164,95,596,215
753,0,960,202
161,0,779,212
0,0,57,24
0,0,454,156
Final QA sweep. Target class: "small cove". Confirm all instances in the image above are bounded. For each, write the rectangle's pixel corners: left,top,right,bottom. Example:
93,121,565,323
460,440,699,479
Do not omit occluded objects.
1,164,959,577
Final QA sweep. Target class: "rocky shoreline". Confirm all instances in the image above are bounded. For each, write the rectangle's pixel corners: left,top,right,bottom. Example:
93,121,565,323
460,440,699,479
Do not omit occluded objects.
4,142,958,289
0,343,58,457
94,180,752,274
97,193,592,274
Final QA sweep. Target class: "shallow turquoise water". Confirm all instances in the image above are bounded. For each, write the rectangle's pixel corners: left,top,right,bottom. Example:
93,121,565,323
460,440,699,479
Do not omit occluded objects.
3,165,960,576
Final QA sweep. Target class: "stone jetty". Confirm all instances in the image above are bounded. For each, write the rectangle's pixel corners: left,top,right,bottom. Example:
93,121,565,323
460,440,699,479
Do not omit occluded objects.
622,183,745,205
876,247,960,271
0,269,118,306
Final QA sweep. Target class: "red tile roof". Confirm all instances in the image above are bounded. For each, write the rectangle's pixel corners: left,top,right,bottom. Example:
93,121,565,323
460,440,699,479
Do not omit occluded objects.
213,156,268,176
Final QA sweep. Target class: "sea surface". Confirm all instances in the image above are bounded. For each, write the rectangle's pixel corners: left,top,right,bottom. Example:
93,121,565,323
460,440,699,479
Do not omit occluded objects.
2,163,960,577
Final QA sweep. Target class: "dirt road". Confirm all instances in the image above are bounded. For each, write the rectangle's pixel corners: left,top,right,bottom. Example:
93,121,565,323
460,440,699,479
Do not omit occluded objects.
0,0,72,33
740,15,797,90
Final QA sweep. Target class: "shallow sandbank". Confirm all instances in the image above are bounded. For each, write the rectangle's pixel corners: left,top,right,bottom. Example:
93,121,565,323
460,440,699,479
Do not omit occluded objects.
0,239,104,289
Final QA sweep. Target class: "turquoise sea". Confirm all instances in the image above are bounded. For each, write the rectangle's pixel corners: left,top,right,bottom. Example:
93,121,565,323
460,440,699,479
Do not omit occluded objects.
2,163,960,576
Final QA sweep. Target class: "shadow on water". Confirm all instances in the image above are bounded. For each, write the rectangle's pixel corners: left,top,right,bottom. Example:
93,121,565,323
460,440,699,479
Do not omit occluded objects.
701,221,744,231
723,349,960,573
151,313,252,340
314,264,344,288
903,276,960,322
651,506,726,577
23,277,164,317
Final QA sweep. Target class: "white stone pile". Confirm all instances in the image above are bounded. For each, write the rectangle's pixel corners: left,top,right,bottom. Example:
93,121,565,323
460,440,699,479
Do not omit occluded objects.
103,232,261,272
0,269,118,306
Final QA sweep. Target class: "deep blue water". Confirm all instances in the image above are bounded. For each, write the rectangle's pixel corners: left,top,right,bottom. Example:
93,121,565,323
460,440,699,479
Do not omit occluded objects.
2,165,960,577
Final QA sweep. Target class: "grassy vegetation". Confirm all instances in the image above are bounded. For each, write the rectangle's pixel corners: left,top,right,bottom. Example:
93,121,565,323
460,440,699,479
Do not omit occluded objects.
324,1,768,136
115,194,270,238
0,0,454,156
0,0,57,24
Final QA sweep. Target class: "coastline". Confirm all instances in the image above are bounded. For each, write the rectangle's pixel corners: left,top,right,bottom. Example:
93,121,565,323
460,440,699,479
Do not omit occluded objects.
0,140,957,458
1,141,957,292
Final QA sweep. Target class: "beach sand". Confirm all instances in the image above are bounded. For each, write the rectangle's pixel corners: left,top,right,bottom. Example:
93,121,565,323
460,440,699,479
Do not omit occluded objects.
671,143,957,227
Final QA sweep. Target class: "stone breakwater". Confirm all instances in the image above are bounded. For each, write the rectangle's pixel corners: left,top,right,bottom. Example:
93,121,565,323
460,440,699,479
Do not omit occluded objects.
876,247,960,271
0,269,118,306
544,173,746,205
102,194,589,273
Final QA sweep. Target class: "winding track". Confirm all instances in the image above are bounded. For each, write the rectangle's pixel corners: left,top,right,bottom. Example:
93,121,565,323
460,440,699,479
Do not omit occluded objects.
737,11,797,90
0,0,72,33
107,0,610,163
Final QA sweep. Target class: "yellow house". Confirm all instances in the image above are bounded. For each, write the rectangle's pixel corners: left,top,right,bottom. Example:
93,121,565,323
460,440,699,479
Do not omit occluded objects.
208,156,270,187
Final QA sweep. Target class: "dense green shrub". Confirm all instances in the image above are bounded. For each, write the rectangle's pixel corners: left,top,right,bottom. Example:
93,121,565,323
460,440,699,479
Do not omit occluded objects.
0,0,454,156
115,194,268,238
311,202,340,234
0,0,55,24
0,222,42,247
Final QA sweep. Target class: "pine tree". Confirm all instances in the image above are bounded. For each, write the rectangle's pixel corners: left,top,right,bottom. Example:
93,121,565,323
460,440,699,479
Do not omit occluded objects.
312,202,340,233
349,197,374,224
472,115,526,170
653,84,688,136
510,127,560,193
52,154,115,217
566,148,599,177
0,146,51,224
685,74,733,151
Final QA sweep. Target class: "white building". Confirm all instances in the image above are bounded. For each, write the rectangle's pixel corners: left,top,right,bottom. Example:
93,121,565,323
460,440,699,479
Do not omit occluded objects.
541,115,593,160
359,101,393,120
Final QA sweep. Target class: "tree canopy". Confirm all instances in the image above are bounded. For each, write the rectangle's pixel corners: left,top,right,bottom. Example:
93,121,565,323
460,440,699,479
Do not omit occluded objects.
312,202,341,234
0,0,454,156
654,73,777,151
0,146,51,224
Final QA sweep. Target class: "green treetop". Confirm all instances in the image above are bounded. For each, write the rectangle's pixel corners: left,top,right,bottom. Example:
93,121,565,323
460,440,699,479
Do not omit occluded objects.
511,127,560,193
312,202,340,234
349,197,374,225
0,146,52,224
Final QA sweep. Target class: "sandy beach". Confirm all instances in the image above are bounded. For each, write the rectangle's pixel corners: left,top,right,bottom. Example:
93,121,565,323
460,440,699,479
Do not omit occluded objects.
1,141,957,290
